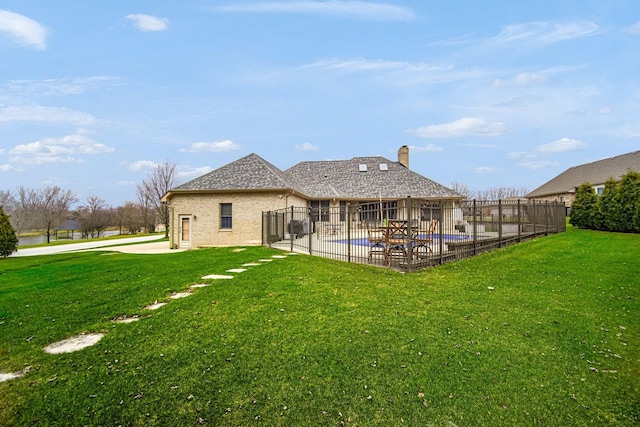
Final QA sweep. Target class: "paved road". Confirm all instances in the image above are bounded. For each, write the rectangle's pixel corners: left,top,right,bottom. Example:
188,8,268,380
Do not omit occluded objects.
9,235,166,257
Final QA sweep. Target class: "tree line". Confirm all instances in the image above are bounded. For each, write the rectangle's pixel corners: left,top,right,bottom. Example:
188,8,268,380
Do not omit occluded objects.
570,171,640,233
0,161,179,250
449,182,529,201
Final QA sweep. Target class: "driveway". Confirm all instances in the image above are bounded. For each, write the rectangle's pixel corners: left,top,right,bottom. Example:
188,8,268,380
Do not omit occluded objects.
10,235,182,257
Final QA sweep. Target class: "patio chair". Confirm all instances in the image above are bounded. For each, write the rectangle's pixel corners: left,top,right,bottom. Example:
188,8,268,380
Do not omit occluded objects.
366,221,386,263
384,220,409,266
412,219,438,258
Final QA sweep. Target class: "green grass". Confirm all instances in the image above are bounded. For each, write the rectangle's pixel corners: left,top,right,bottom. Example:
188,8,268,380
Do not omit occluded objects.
0,227,638,426
17,232,162,249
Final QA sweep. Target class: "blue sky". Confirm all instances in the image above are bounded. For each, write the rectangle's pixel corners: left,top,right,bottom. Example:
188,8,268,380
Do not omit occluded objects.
1,1,639,205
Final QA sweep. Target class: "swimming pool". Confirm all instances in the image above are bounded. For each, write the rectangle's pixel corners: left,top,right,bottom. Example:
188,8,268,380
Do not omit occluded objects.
332,234,470,246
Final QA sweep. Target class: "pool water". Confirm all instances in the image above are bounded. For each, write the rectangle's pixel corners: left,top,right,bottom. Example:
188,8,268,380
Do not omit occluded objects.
332,234,469,246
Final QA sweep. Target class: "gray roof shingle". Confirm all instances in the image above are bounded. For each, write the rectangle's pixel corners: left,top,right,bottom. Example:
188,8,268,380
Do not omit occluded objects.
285,156,460,199
527,150,640,198
169,153,461,200
174,153,299,192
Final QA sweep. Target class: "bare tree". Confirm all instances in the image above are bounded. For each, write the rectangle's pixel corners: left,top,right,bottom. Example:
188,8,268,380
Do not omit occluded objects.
136,185,155,234
11,187,39,237
118,202,144,234
450,181,473,200
36,186,78,243
476,186,529,201
76,196,113,238
137,161,179,238
0,190,16,213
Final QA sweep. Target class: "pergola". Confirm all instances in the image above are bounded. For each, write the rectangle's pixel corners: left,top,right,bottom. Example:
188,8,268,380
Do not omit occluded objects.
54,218,83,240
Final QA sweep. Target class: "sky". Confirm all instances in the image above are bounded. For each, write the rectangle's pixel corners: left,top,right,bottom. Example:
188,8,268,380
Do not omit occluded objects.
1,1,639,206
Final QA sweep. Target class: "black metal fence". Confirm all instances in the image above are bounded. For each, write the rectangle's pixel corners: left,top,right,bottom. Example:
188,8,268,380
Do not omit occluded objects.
263,198,566,272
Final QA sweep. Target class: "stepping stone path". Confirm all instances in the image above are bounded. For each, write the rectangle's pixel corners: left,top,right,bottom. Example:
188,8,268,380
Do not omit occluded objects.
170,292,192,299
2,249,297,383
114,316,140,324
43,333,105,355
145,302,168,310
0,372,22,383
190,283,210,288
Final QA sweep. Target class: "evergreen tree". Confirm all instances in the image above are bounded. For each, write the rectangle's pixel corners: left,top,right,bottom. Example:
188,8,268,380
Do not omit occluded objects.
598,178,620,231
0,206,18,257
570,183,598,229
618,171,640,233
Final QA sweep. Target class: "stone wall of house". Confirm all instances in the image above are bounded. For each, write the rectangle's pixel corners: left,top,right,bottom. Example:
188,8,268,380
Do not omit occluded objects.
169,192,308,248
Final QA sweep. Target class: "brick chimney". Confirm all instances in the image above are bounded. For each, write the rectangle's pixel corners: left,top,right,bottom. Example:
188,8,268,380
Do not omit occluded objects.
398,145,409,168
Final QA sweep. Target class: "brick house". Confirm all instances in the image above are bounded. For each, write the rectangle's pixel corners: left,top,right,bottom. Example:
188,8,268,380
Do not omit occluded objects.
162,146,462,249
526,150,640,211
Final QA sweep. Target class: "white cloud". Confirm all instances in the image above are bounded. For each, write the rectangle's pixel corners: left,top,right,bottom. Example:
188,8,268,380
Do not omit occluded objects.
493,72,547,87
305,58,443,73
474,166,496,174
177,165,213,180
507,151,536,159
624,21,640,34
1,164,19,172
485,21,601,49
301,57,488,86
294,142,319,151
536,137,587,153
0,10,47,50
127,160,157,172
7,76,120,96
10,134,114,165
0,105,95,125
125,14,169,32
117,180,136,186
410,143,443,152
407,118,508,138
214,1,415,21
517,160,560,170
180,140,241,153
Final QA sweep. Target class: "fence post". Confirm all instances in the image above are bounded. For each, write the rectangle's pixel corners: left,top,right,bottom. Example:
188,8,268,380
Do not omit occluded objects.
545,201,550,236
498,199,503,248
289,206,294,253
406,197,413,272
533,200,537,236
439,200,444,265
473,199,478,256
265,212,270,247
307,207,312,255
517,200,522,242
347,203,351,263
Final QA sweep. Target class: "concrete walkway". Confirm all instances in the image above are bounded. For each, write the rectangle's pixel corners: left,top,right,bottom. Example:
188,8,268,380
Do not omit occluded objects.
9,235,174,257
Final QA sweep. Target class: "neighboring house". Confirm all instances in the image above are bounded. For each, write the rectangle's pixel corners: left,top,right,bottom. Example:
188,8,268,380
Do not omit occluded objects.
527,151,640,210
162,146,462,249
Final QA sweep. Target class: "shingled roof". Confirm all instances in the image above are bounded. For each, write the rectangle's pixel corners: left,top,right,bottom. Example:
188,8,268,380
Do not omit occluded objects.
166,152,461,200
172,153,300,193
285,156,460,200
527,150,640,198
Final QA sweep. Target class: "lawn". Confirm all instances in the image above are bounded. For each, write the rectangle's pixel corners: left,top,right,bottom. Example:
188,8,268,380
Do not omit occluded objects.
0,227,638,426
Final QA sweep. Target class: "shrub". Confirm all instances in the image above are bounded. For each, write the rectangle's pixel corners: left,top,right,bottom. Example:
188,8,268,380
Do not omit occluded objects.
0,206,18,257
570,183,598,229
572,171,640,233
598,177,620,231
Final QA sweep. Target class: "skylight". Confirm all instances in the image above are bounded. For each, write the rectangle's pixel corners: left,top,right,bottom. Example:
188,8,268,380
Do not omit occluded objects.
359,164,368,172
379,163,388,171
